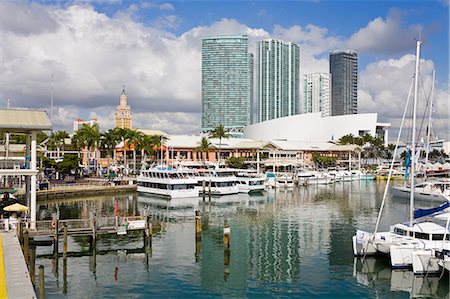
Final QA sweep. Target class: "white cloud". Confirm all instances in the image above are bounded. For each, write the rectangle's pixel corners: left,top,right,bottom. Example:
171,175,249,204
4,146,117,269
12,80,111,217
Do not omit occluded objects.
359,54,449,140
346,9,421,55
141,2,174,11
0,2,447,141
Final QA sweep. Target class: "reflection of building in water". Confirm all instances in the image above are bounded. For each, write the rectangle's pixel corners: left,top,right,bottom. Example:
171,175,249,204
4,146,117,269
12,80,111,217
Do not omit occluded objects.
199,203,332,293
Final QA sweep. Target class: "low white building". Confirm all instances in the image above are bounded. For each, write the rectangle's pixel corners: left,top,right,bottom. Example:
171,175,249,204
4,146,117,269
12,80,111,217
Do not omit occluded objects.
244,112,390,146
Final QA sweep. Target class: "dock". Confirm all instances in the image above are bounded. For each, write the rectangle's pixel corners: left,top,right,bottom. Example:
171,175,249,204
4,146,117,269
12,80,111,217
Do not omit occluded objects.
0,232,36,298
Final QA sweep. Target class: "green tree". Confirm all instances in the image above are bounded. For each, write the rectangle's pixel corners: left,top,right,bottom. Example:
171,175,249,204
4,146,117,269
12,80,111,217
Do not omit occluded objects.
126,129,144,174
71,123,101,175
100,129,118,175
48,130,70,159
225,156,246,169
195,137,212,166
312,152,337,168
209,125,230,166
56,154,81,176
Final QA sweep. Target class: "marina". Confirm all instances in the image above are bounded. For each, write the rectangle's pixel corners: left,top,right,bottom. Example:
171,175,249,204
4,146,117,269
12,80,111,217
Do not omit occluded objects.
5,180,446,298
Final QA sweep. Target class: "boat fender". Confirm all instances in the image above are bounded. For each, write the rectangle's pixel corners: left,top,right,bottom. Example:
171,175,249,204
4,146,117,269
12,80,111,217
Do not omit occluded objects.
51,219,56,229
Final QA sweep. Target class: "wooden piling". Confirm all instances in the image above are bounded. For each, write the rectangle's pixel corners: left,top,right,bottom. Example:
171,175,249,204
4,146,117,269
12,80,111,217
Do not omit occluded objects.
195,210,202,241
39,265,45,299
144,216,152,248
23,230,29,266
18,220,24,245
53,218,59,255
208,180,212,201
202,180,206,201
63,224,68,256
30,246,36,286
223,223,231,252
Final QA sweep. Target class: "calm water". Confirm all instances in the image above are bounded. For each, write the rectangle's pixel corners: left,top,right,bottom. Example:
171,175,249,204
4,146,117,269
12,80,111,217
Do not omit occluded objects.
34,181,450,298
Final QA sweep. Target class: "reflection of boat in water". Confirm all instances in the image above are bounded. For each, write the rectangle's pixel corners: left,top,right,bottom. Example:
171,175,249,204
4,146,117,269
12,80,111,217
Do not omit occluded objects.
353,258,448,298
137,194,199,209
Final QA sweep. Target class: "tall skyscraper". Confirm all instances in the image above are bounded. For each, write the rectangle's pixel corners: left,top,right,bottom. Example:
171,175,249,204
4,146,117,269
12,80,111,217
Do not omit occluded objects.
303,73,331,117
115,87,132,129
201,35,253,131
329,50,358,116
257,39,300,123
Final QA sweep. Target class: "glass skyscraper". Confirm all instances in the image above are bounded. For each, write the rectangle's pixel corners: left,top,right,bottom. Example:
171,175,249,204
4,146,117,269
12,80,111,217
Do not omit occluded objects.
303,73,331,117
257,39,300,123
329,50,358,116
201,35,253,131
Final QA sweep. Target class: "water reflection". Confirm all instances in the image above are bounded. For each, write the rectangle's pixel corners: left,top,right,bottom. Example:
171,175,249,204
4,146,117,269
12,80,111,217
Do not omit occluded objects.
33,181,449,298
353,258,449,298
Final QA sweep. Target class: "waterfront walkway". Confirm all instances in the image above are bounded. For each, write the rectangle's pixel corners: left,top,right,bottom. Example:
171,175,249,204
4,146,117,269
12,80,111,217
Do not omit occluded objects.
0,232,36,298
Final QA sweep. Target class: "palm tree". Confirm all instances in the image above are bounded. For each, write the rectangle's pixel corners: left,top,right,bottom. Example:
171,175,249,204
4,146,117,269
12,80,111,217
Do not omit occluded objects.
195,137,212,166
100,129,118,175
48,130,69,160
72,123,101,175
126,129,144,174
112,127,129,172
152,135,168,165
209,125,230,166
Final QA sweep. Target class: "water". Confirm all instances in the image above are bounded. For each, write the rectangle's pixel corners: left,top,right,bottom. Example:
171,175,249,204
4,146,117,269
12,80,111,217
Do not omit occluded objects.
34,181,449,298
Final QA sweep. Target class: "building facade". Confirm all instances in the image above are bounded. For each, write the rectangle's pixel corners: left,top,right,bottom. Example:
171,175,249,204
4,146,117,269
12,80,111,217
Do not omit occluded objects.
303,73,331,117
115,88,132,129
73,118,99,133
330,50,358,116
201,35,253,131
257,39,300,123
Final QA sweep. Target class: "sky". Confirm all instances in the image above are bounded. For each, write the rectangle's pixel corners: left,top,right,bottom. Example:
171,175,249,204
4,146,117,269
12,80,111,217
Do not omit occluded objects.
0,0,449,141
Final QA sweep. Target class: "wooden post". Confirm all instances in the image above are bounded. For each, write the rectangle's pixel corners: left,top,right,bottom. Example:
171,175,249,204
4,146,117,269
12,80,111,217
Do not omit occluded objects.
39,265,45,299
23,230,29,266
208,180,212,201
202,180,206,202
18,220,24,245
195,210,202,241
91,213,97,244
30,246,36,286
53,218,59,255
63,251,67,295
223,223,231,252
63,224,68,256
144,216,152,248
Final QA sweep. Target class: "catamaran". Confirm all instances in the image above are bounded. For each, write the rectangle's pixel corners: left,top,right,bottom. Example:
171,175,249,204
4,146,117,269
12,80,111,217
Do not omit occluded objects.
352,40,450,269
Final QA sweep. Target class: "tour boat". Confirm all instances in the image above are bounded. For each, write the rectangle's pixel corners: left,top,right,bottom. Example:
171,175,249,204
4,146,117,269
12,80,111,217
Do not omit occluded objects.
233,170,265,194
137,166,199,198
297,171,333,185
195,169,239,196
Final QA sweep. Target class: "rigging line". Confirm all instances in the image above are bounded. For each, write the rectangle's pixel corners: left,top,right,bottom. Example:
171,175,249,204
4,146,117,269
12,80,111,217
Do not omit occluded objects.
373,77,415,234
417,72,432,142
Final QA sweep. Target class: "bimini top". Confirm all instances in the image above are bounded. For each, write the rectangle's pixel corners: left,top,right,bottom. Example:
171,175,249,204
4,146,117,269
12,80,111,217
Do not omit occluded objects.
0,109,52,132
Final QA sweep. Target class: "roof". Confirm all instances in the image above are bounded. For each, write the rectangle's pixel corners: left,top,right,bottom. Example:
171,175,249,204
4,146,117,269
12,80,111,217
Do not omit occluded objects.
233,140,278,150
0,109,52,132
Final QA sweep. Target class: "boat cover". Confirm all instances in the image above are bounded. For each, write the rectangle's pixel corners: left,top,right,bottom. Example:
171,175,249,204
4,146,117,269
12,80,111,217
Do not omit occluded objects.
414,201,450,219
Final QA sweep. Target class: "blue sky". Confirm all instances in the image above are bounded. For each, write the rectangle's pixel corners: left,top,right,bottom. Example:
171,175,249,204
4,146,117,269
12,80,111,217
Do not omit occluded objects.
88,0,449,85
1,0,449,138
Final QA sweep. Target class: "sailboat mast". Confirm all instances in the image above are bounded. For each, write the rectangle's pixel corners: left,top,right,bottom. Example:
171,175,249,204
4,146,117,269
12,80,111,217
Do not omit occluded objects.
424,70,435,181
410,40,421,227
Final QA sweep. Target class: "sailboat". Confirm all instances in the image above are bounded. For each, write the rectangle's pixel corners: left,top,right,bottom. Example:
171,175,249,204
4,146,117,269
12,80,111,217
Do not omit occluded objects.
391,70,450,203
352,40,450,268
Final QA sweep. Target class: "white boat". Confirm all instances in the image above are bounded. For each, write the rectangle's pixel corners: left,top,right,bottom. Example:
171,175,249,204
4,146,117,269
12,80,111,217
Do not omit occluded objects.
195,169,239,196
391,180,450,202
275,174,295,189
297,171,333,185
233,170,265,194
352,40,450,269
137,166,199,198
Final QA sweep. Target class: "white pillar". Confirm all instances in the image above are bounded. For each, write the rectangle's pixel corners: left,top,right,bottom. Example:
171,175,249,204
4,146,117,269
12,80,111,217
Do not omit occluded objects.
384,129,389,148
30,131,37,229
26,133,31,206
256,150,260,174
